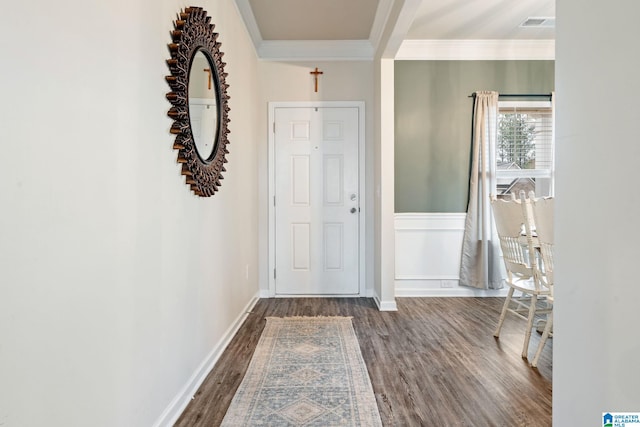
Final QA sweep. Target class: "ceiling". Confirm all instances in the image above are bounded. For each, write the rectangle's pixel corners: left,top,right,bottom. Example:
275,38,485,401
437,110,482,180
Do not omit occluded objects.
234,0,555,60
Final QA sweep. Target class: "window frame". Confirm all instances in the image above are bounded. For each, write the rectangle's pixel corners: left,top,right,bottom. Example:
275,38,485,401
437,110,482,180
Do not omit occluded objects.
495,99,555,197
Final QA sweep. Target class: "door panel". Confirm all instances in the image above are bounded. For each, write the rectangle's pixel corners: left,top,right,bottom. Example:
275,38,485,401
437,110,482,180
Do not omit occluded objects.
275,107,359,295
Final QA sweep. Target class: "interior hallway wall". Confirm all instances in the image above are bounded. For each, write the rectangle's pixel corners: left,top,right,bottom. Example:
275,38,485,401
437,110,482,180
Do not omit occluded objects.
0,0,260,425
555,0,640,424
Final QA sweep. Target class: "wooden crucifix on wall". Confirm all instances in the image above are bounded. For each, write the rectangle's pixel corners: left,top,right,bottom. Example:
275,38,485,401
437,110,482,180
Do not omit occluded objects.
310,67,323,92
203,68,212,90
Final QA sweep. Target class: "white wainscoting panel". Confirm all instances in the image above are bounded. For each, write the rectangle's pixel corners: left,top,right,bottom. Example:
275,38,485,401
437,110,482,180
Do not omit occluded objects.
394,213,507,297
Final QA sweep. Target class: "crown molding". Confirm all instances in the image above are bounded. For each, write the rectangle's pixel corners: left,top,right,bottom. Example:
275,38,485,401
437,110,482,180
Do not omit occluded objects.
235,0,378,61
233,0,555,62
378,0,424,59
395,39,555,60
234,0,263,49
257,40,375,61
368,0,394,50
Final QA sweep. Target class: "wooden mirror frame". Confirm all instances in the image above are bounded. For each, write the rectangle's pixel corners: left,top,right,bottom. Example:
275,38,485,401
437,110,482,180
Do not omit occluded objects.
166,7,230,197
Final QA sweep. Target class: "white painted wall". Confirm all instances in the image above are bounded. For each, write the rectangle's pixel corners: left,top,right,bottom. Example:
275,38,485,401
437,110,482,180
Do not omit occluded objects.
0,0,260,425
371,0,418,311
555,0,640,424
373,58,398,310
256,61,375,297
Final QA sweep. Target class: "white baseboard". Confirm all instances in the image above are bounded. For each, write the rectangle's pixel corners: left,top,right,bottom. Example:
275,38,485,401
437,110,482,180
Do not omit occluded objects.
259,289,271,298
395,280,508,297
373,295,398,311
153,293,261,427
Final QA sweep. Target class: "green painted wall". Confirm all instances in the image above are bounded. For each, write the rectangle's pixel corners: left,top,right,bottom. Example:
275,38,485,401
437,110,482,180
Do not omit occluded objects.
394,60,555,213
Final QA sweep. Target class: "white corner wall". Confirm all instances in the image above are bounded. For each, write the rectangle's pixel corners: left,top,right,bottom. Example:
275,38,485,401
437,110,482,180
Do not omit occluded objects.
373,58,398,310
0,0,260,426
555,0,640,424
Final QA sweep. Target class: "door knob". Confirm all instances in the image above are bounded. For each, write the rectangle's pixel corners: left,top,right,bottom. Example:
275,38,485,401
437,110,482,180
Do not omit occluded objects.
350,194,357,201
350,207,357,214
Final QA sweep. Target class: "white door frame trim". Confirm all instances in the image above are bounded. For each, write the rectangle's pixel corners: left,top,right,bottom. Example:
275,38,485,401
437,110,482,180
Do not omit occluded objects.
268,101,366,297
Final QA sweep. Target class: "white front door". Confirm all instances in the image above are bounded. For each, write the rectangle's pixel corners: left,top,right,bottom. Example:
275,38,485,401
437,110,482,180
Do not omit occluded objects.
274,107,360,295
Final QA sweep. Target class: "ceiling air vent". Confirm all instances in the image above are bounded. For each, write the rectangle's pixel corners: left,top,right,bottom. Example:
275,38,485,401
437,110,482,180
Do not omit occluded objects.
520,17,555,28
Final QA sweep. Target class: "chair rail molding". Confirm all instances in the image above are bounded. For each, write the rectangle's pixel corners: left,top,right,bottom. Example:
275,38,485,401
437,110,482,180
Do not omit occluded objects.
394,212,507,297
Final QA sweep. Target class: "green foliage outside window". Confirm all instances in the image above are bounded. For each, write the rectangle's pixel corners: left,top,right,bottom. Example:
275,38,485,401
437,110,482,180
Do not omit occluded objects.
497,113,536,168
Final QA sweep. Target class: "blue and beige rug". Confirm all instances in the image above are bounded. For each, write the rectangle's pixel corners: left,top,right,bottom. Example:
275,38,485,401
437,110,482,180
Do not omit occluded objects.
221,316,382,426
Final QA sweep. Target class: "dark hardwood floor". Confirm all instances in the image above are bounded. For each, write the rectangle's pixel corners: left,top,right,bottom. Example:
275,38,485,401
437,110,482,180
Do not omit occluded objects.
175,298,552,426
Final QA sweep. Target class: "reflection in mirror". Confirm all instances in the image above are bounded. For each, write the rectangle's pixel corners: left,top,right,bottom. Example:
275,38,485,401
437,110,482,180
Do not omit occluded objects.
188,50,218,162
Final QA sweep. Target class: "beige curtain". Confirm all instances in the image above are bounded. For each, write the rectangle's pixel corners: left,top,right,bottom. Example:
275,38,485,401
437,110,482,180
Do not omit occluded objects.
459,91,503,289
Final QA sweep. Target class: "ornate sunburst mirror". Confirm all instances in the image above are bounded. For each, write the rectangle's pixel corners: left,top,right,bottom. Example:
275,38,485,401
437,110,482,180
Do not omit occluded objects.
166,7,230,197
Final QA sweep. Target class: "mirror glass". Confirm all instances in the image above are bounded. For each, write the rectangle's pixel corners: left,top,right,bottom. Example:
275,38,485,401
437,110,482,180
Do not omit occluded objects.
188,49,218,162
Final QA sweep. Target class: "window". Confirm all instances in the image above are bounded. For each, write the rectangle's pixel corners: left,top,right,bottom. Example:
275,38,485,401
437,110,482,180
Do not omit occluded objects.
495,100,554,199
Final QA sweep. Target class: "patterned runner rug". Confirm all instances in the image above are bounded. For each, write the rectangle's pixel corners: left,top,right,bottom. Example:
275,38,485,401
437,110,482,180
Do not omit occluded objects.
221,316,382,426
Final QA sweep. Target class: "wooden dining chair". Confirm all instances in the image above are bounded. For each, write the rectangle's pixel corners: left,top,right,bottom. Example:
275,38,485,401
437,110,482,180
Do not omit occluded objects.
527,192,554,368
491,191,552,359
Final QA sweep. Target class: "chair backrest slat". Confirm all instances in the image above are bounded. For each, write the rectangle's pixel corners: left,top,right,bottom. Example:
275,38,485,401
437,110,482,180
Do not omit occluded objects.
527,191,554,289
491,193,534,280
